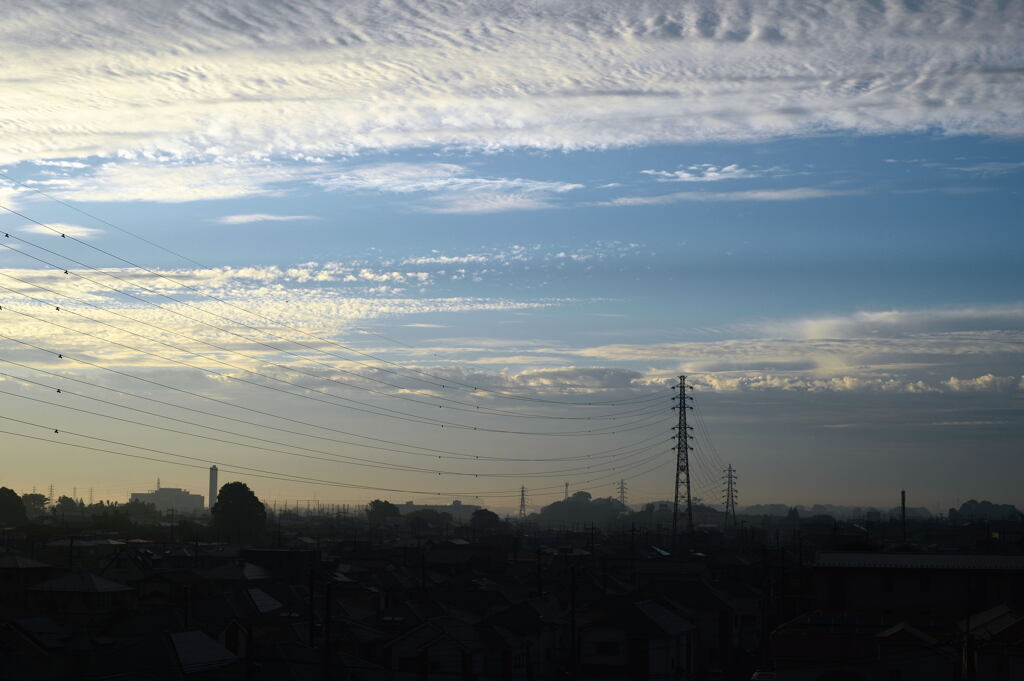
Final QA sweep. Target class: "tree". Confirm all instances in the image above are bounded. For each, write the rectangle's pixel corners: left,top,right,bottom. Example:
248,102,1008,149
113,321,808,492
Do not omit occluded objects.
212,482,266,540
470,508,504,534
54,495,81,516
366,499,400,527
406,508,452,534
21,493,48,519
0,487,27,526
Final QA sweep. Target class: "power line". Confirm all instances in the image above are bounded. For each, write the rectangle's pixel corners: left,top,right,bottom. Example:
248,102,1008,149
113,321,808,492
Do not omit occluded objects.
0,299,664,436
0,382,668,479
0,196,663,407
0,342,668,463
0,412,672,500
0,267,657,423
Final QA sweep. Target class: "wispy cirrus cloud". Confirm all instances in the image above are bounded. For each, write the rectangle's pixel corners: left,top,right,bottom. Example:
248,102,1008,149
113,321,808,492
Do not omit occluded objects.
642,163,767,182
424,193,560,214
1,0,1021,164
21,222,103,239
316,163,580,213
318,163,579,195
28,163,315,203
216,213,319,225
602,187,857,206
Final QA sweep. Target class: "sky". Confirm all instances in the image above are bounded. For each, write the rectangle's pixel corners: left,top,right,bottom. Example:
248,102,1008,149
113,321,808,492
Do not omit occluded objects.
0,0,1022,513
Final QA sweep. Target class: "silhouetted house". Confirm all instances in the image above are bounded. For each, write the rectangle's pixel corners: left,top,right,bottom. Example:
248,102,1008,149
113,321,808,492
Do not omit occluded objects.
386,616,486,680
577,597,694,680
771,612,955,681
813,552,1024,619
0,552,52,608
28,571,134,627
170,629,244,677
963,603,1024,680
240,547,319,584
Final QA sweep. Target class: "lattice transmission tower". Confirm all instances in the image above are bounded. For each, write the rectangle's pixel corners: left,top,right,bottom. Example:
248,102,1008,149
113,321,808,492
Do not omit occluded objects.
672,375,694,547
617,479,628,506
519,486,527,520
723,464,738,529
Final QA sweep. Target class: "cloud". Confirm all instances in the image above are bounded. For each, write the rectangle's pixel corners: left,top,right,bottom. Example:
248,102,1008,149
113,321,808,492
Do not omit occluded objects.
216,213,319,224
1,0,1021,164
603,187,856,206
942,374,1020,393
946,162,1024,175
424,193,560,214
21,222,104,239
30,163,313,203
642,164,764,182
773,305,1024,339
316,163,580,213
318,163,579,195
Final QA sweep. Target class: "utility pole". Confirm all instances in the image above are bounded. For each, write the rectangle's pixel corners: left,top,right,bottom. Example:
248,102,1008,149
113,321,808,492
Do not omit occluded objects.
672,375,694,548
723,465,738,530
519,486,527,521
617,479,628,507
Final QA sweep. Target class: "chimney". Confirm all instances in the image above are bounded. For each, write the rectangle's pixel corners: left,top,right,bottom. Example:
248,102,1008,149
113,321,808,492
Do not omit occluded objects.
901,489,907,542
209,465,218,511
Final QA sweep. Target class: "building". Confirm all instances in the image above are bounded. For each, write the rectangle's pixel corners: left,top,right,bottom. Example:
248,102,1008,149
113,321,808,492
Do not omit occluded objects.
130,487,204,514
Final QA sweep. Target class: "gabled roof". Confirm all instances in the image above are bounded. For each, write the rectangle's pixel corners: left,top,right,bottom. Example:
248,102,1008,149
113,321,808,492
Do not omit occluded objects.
0,552,50,569
29,571,132,593
170,630,238,674
247,587,284,614
962,603,1024,642
815,552,1024,571
201,561,271,581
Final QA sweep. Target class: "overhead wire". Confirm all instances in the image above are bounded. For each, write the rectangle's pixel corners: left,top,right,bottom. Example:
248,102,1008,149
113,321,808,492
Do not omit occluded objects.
0,411,671,500
0,196,663,406
0,336,667,463
0,298,665,436
0,384,667,479
0,242,663,429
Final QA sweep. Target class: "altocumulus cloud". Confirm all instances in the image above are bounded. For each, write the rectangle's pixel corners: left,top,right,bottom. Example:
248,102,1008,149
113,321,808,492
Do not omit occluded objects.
1,0,1021,164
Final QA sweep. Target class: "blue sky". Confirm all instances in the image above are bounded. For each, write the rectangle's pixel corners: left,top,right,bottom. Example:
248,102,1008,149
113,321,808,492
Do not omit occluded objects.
0,0,1022,512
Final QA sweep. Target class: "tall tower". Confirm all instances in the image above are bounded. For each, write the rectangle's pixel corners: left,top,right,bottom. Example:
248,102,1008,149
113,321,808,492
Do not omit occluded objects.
672,376,694,547
519,486,527,520
617,479,628,506
901,489,907,542
723,465,738,529
208,465,218,510
564,482,569,501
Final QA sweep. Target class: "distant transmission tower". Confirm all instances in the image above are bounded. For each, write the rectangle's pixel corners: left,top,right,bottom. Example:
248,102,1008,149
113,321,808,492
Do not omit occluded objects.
564,482,569,501
519,486,527,520
47,484,54,503
672,375,694,546
617,479,628,506
88,488,94,506
723,465,738,529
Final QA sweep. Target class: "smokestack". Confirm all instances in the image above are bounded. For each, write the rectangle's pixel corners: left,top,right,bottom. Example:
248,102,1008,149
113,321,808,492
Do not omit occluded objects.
901,489,907,542
209,465,218,511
